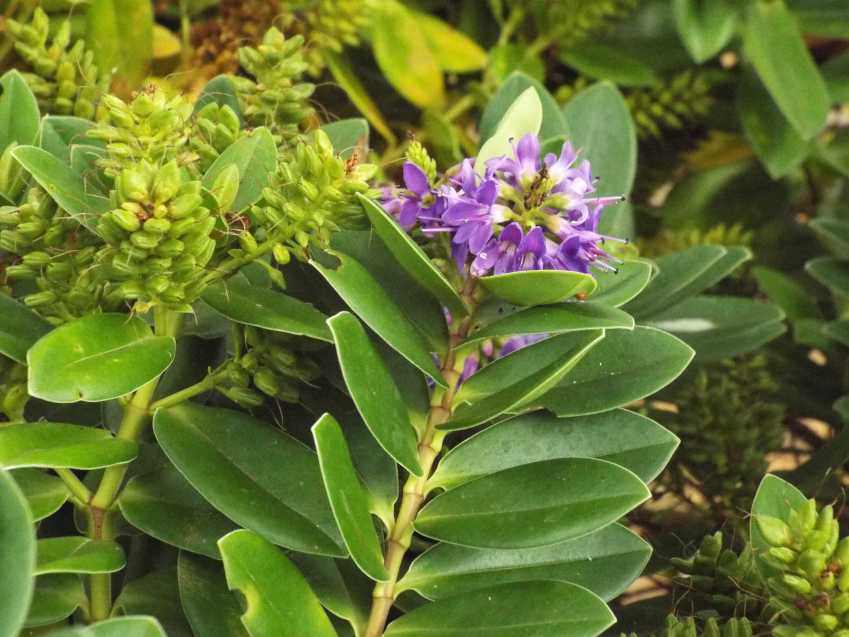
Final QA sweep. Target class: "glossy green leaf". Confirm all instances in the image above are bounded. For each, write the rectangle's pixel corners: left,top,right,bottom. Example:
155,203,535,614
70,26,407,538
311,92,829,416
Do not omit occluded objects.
358,194,467,316
430,409,677,492
673,0,738,62
35,537,125,575
178,552,249,637
87,617,167,637
0,422,137,469
399,523,650,602
119,466,238,560
312,248,444,384
321,119,368,159
416,458,649,549
646,296,786,361
479,72,568,144
289,555,371,635
753,266,821,321
538,327,694,417
446,330,604,431
328,312,422,476
385,580,614,637
0,70,39,152
86,0,153,90
0,469,35,636
479,270,597,306
313,414,389,581
417,12,487,72
11,469,69,521
743,0,830,139
202,127,276,212
202,278,331,342
40,116,100,163
476,86,542,172
750,474,807,577
154,403,344,557
113,568,193,637
195,75,243,121
25,574,84,628
807,257,849,296
219,529,338,637
561,43,659,87
0,293,51,364
591,260,654,307
27,313,176,403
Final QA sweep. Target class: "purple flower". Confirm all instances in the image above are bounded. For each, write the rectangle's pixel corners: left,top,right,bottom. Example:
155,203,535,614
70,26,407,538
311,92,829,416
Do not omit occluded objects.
380,162,439,229
471,223,547,276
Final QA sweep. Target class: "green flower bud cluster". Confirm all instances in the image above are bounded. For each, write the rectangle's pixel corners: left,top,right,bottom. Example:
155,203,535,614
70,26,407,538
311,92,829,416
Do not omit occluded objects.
640,224,753,260
250,130,377,263
0,356,28,422
623,616,754,637
524,0,637,47
406,141,437,182
190,102,243,173
6,7,108,119
626,71,716,140
755,499,849,637
231,27,315,140
216,325,321,408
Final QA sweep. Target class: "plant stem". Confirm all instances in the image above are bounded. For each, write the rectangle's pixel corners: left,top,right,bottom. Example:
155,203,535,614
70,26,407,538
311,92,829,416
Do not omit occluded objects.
54,468,92,505
148,373,216,412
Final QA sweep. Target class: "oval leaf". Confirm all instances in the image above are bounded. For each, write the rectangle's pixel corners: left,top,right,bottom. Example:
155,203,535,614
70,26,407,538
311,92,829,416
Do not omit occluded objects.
476,86,542,172
36,537,125,575
86,0,153,91
0,422,137,469
11,469,69,522
0,469,35,637
0,70,39,152
673,0,738,62
479,270,597,306
479,72,568,146
201,127,276,212
178,552,250,637
591,259,654,307
0,294,51,364
25,573,85,629
750,474,807,577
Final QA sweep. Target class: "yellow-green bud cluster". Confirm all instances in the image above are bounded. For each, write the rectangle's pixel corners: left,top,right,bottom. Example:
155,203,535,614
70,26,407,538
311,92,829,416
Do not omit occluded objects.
0,356,28,421
622,616,754,637
7,8,108,119
190,102,243,173
527,0,637,48
250,130,377,263
626,71,715,140
756,499,849,637
406,141,437,182
231,27,315,140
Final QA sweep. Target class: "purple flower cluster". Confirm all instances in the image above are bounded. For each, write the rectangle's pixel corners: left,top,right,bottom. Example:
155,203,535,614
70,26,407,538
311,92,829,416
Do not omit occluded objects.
383,134,626,277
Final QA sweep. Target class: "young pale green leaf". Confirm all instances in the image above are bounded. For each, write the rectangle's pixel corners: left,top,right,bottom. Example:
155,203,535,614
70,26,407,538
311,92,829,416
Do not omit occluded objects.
479,72,568,145
219,529,338,637
807,257,849,296
743,0,830,139
753,266,821,321
201,127,276,212
321,119,369,159
399,523,650,603
195,75,243,121
312,248,445,385
430,409,677,492
0,422,137,469
417,12,487,73
416,458,650,549
561,43,659,87
328,312,422,476
40,116,99,163
445,330,604,431
646,295,786,361
25,574,85,628
385,580,615,637
750,474,808,578
35,537,125,575
112,568,193,637
673,0,738,62
153,403,345,557
537,327,694,417
86,0,153,90
0,293,51,364
27,313,176,403
476,86,542,172
479,270,597,306
312,414,389,581
0,469,35,636
358,194,467,316
0,70,39,153
467,302,633,345
591,260,654,307
563,82,637,237
178,552,250,637
202,278,332,342
810,218,849,258
119,466,238,560
11,469,69,521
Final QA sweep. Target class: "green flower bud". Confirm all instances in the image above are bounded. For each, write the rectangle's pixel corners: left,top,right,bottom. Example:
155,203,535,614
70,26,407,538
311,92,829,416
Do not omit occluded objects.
22,251,50,267
253,367,280,397
238,232,258,254
832,593,849,614
223,386,264,408
169,193,202,219
130,231,161,250
211,164,240,212
272,243,291,265
769,547,797,564
798,550,827,579
109,208,142,233
813,615,839,632
144,218,171,234
781,574,812,595
757,516,794,548
121,166,152,202
24,290,57,307
152,160,182,203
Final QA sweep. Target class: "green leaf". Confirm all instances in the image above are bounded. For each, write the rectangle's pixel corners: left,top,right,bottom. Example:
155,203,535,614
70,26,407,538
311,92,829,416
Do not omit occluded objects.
327,312,422,476
743,0,830,139
479,72,568,144
25,574,85,628
119,466,238,560
11,469,69,521
563,81,637,237
40,116,99,164
416,458,649,549
537,327,694,417
371,1,444,109
35,537,125,575
321,119,369,159
750,474,807,577
87,617,167,637
288,554,371,634
113,568,193,637
153,403,345,557
673,0,738,62
178,552,249,637
201,127,276,212
476,86,542,172
27,313,176,403
592,260,654,307
219,529,338,637
488,44,545,84
430,409,677,492
445,331,604,431
202,278,332,342
399,523,650,603
753,266,821,321
195,75,243,122
12,145,111,232
312,414,389,581
810,218,849,258
0,469,35,636
86,0,153,91
358,194,467,316
561,43,659,87
646,296,786,361
384,581,615,637
479,270,597,306
788,0,849,38
807,257,849,296
0,293,51,364
0,70,39,153
0,422,137,469
312,248,444,384
823,51,849,103
417,12,487,73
